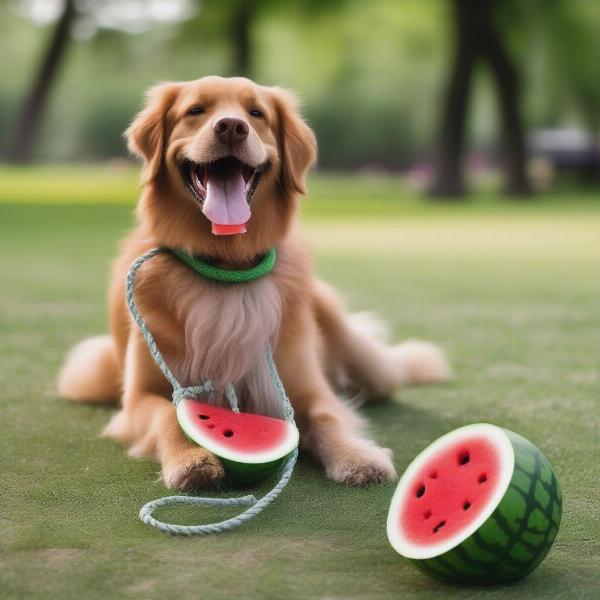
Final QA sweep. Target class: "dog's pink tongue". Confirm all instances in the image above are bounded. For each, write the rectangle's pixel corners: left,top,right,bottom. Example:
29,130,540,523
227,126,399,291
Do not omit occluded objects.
202,165,250,236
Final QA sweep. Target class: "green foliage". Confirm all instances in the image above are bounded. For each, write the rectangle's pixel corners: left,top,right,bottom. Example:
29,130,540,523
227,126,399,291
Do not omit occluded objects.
495,0,600,133
0,0,446,166
80,96,136,159
1,0,599,165
308,100,417,169
541,1,600,132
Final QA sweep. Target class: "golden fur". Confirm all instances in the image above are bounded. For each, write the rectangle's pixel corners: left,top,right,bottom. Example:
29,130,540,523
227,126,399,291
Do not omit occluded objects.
58,76,450,489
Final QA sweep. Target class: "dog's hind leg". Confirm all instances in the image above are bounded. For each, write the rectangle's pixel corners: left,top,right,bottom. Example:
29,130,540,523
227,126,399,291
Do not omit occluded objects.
312,280,451,400
58,335,121,403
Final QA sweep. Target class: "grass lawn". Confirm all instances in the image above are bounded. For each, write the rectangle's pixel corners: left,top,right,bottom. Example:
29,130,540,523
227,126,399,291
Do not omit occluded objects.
0,168,599,599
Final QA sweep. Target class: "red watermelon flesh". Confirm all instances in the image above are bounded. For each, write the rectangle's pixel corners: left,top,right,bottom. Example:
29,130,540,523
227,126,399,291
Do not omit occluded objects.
182,400,291,455
399,436,502,544
176,399,299,482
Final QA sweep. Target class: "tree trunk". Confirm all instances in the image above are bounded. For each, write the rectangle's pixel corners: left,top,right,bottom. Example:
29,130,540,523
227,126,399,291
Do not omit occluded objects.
429,0,478,198
230,0,256,77
480,10,531,195
6,0,76,164
429,0,532,199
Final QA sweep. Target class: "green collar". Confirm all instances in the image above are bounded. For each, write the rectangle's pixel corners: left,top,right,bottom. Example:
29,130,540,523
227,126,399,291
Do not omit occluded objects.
169,246,276,283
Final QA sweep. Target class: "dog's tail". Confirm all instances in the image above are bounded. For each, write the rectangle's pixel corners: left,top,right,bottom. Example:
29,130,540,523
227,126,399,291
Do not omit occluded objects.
313,280,452,400
58,335,120,403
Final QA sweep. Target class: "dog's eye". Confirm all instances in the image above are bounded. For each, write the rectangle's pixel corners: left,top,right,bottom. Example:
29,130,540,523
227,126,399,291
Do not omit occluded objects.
249,108,264,118
187,106,205,116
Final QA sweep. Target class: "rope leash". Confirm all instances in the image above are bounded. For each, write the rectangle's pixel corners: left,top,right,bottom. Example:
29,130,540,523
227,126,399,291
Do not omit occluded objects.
126,247,297,535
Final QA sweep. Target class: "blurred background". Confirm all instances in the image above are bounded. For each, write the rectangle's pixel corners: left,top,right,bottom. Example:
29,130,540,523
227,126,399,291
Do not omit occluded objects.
1,0,599,195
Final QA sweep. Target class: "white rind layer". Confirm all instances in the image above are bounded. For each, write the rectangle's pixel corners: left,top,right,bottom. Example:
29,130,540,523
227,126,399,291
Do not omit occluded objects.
386,423,515,560
176,399,299,464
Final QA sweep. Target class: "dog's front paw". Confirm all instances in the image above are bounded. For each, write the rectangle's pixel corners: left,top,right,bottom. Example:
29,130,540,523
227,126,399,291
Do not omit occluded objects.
325,443,396,486
162,448,225,491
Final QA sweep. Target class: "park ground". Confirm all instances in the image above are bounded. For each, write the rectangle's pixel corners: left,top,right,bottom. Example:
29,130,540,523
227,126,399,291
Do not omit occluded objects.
0,167,598,599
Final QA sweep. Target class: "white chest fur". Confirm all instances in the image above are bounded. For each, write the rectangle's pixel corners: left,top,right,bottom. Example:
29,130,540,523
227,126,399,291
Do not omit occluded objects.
172,274,283,416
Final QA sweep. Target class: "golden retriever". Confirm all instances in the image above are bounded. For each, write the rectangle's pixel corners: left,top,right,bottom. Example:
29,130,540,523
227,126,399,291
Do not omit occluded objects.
58,76,450,489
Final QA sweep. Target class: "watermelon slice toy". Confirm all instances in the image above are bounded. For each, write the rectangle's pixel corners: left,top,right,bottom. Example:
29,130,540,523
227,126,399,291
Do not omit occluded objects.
177,398,299,485
387,424,562,585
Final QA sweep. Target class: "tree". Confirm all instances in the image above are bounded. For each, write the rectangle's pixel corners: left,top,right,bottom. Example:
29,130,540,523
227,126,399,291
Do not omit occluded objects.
6,0,76,164
230,0,257,76
430,0,531,198
183,0,339,78
5,0,195,164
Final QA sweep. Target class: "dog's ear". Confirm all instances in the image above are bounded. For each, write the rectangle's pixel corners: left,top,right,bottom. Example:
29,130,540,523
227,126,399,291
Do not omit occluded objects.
269,88,317,195
125,82,181,183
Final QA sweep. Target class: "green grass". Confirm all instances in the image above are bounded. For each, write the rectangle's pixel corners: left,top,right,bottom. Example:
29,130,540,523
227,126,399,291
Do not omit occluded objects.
1,169,599,599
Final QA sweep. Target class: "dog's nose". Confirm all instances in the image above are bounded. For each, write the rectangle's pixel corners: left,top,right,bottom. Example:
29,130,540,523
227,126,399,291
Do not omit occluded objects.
213,116,249,145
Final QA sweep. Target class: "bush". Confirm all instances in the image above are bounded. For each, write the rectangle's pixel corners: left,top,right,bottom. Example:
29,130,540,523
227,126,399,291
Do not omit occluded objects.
308,98,420,170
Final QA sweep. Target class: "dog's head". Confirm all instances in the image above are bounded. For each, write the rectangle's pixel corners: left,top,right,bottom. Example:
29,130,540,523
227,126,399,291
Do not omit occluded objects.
126,76,316,254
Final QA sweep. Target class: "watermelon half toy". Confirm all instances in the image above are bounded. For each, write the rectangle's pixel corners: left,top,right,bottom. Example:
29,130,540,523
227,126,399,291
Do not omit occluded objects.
387,424,562,585
177,398,299,485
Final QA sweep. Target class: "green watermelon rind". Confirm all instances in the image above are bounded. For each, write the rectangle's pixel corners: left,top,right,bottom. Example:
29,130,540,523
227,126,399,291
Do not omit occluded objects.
180,427,289,484
387,424,562,585
220,453,293,485
176,399,299,484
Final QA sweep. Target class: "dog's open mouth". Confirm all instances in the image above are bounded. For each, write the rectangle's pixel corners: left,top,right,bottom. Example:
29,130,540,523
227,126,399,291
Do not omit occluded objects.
182,156,265,236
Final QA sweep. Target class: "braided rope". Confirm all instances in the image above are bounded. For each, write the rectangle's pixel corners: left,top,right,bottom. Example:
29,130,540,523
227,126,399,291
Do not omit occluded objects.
138,449,298,536
126,247,297,535
169,247,277,283
126,248,185,396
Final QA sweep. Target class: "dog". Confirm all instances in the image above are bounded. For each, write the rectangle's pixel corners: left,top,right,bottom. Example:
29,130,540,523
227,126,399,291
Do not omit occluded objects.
58,76,450,490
